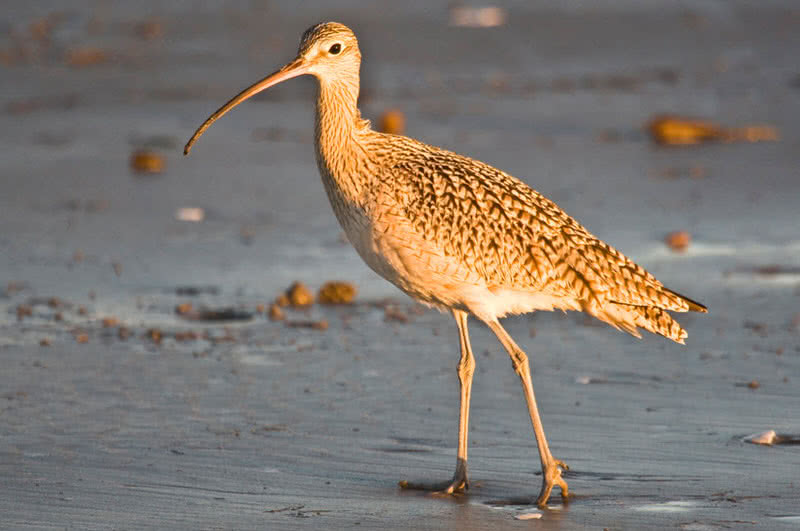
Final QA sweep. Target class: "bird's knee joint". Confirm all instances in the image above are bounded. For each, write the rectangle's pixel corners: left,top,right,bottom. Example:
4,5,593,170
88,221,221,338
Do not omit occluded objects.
457,357,476,381
510,349,529,375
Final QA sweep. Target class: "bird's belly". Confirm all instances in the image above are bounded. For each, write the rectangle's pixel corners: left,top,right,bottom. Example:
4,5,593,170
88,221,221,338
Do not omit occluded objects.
363,227,581,320
330,196,580,320
341,211,490,313
330,201,455,304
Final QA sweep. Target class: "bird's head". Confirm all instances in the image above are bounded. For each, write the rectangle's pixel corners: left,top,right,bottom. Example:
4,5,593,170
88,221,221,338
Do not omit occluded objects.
296,22,361,82
184,22,360,155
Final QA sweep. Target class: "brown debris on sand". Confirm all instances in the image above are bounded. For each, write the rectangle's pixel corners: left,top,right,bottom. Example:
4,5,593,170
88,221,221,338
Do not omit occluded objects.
268,304,285,322
379,109,405,135
665,230,691,253
65,47,108,68
130,150,165,174
176,305,253,322
286,319,328,331
317,281,357,305
16,304,33,321
647,114,779,146
285,282,314,307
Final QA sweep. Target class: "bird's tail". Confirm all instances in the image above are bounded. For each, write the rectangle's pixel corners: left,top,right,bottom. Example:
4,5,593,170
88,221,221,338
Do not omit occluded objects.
662,288,708,313
592,289,706,344
630,305,688,344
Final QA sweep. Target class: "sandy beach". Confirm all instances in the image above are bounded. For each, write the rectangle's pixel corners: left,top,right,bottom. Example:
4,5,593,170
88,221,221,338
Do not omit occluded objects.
2,2,799,529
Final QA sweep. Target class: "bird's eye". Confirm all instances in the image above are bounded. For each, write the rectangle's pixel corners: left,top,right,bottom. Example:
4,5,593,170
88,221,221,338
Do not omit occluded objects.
328,43,342,55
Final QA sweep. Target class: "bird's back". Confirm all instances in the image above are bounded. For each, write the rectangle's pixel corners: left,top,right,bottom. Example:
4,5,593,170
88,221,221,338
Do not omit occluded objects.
363,132,705,342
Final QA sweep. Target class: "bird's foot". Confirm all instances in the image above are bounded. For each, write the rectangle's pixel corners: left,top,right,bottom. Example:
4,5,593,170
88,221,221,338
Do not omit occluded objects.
398,476,469,495
399,459,470,495
536,458,569,508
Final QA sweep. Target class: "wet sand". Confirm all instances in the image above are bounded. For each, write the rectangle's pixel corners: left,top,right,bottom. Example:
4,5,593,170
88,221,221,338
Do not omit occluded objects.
2,2,799,529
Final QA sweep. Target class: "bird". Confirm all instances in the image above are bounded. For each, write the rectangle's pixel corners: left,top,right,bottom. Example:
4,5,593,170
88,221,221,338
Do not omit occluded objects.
184,22,707,507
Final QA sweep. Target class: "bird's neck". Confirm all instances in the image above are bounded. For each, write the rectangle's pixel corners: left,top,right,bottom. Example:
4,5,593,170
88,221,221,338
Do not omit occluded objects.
314,78,371,206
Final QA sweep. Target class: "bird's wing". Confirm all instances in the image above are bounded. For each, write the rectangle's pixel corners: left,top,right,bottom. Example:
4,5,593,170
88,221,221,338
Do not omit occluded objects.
381,138,699,314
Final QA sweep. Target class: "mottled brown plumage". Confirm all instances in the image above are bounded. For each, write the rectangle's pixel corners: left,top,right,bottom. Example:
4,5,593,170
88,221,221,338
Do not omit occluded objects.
185,21,706,508
362,135,704,342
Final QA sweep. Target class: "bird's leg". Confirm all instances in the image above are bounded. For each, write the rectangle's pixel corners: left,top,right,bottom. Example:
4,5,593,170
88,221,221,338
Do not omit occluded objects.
487,320,569,508
447,309,475,492
399,310,475,494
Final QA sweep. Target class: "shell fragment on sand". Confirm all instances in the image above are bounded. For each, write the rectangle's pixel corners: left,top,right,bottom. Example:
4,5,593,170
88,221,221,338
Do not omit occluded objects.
515,511,543,520
744,430,800,446
175,207,205,222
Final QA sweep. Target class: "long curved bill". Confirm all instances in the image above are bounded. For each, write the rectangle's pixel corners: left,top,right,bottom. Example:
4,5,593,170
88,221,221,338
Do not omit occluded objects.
184,57,308,155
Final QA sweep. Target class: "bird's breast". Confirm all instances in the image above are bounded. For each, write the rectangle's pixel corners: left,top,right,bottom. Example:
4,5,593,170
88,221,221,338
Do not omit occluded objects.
318,168,398,280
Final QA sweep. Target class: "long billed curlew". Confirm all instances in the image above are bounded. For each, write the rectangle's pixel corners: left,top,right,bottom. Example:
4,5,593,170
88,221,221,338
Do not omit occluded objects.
184,22,707,507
